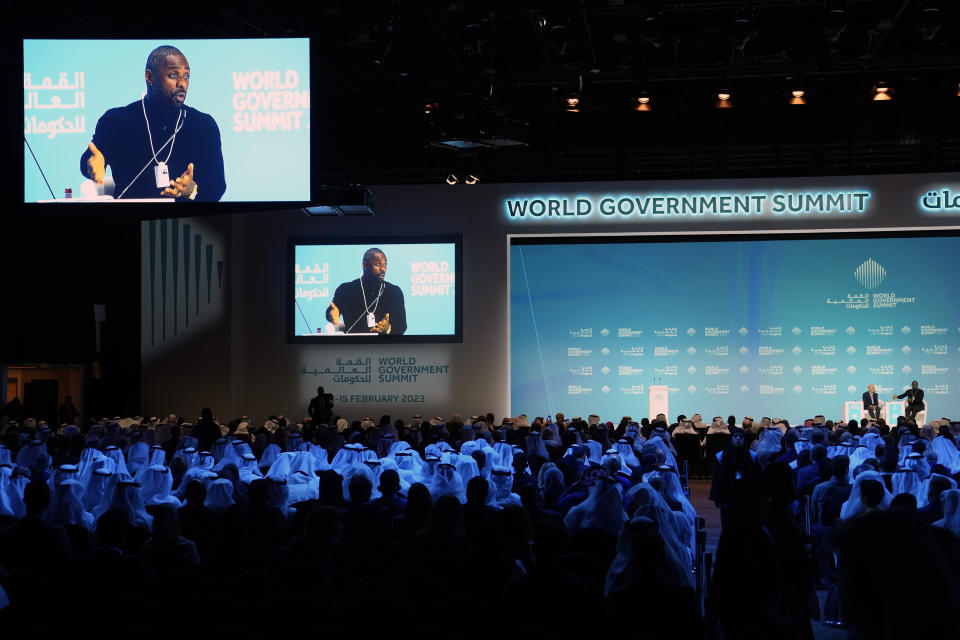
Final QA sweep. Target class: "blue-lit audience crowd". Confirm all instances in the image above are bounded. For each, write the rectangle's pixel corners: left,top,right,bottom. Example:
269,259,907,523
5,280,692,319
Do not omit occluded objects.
1,408,959,638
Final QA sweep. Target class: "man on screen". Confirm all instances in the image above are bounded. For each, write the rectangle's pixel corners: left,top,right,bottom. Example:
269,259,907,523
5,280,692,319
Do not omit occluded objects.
326,248,407,335
893,380,925,421
79,45,226,201
863,384,881,420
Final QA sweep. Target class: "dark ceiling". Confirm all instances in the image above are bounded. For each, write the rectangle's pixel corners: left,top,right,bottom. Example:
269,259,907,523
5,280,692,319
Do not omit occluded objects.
9,0,960,185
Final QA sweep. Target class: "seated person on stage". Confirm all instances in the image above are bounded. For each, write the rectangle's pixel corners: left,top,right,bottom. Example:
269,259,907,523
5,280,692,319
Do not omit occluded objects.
892,380,925,421
324,248,407,334
80,45,225,201
863,384,882,421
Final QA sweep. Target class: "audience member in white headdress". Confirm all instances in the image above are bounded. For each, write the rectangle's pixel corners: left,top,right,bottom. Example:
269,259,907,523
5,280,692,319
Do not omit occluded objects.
490,466,522,508
46,478,95,530
707,417,730,435
646,432,678,469
238,453,263,485
205,478,236,513
173,464,218,499
103,445,129,476
110,476,153,529
393,451,423,486
840,470,892,519
672,420,697,435
341,464,378,502
139,465,181,508
286,469,321,505
147,445,166,468
891,467,924,501
932,489,960,537
331,443,375,472
625,482,694,577
173,447,199,470
429,462,466,503
903,451,931,482
0,466,22,519
76,447,105,488
564,474,625,536
493,441,514,470
213,441,243,472
259,443,281,473
614,439,641,470
81,467,111,513
303,443,331,470
16,440,51,474
126,441,151,476
930,435,960,474
756,429,784,466
47,464,80,494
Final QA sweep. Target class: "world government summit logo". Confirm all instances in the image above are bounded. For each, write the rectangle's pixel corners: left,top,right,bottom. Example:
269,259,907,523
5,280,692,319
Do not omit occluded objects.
854,258,886,289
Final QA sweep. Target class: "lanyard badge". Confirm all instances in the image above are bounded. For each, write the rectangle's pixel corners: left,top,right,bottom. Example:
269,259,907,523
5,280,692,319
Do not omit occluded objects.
154,161,170,188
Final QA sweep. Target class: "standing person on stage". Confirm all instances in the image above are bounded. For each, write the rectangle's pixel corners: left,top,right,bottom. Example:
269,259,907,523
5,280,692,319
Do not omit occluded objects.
863,384,881,421
80,45,226,201
326,248,407,334
893,380,925,421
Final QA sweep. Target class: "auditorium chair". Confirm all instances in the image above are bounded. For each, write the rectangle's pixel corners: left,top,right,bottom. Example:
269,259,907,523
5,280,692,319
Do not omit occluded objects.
914,400,928,426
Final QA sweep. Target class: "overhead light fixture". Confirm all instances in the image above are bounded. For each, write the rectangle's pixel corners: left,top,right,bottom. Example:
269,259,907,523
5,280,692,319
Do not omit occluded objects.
424,101,438,115
634,92,652,112
715,89,733,109
465,174,480,185
872,81,893,101
445,174,459,185
789,89,807,105
565,92,581,112
303,187,375,216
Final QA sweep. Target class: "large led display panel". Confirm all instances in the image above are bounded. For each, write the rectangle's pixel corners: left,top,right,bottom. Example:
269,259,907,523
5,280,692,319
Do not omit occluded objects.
24,38,309,203
290,238,461,343
510,234,960,424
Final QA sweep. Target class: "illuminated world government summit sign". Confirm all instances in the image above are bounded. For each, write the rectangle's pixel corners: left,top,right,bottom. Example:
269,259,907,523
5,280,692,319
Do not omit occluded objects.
504,190,872,221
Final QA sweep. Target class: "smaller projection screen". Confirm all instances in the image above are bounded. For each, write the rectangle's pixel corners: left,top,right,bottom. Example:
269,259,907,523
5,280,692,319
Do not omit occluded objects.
23,38,310,204
289,238,462,343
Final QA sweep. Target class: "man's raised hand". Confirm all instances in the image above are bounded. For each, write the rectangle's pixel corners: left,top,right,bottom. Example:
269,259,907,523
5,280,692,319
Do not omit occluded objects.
86,142,105,184
162,162,196,198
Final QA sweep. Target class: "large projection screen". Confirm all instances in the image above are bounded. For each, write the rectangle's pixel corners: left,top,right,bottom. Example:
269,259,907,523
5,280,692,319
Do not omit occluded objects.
23,38,310,204
510,233,960,424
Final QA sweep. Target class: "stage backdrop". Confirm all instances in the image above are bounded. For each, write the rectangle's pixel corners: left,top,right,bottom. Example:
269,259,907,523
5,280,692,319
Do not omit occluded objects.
24,38,310,203
510,236,960,425
140,172,960,425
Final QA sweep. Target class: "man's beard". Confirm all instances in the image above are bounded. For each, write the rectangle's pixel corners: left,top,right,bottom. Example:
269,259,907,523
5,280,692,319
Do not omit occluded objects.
362,272,384,287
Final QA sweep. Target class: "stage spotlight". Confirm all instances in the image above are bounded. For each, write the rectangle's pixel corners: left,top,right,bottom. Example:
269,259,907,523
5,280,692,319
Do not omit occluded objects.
445,174,459,185
565,92,581,112
465,174,480,185
634,92,652,112
714,89,733,109
872,81,893,101
789,89,807,105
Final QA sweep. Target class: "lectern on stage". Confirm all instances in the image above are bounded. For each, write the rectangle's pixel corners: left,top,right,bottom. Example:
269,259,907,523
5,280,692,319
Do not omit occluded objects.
648,385,669,422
